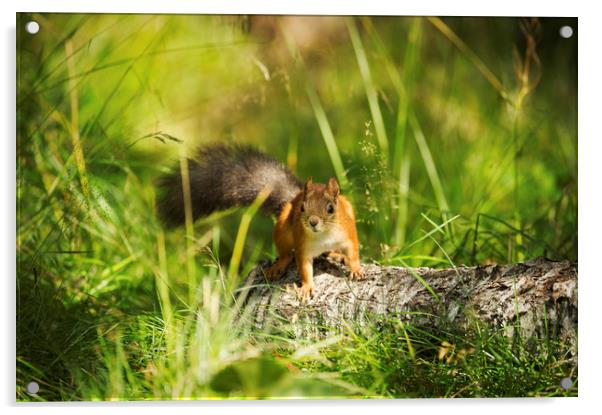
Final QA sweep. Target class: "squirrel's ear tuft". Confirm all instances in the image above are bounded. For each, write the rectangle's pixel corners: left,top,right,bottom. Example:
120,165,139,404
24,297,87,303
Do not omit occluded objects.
327,177,340,199
304,177,313,195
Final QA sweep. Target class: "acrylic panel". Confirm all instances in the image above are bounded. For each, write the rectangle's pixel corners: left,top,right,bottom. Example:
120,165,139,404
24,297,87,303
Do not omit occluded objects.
16,13,577,401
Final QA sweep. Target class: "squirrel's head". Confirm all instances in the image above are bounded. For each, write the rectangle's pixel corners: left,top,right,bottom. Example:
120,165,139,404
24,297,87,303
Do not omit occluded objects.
300,177,340,234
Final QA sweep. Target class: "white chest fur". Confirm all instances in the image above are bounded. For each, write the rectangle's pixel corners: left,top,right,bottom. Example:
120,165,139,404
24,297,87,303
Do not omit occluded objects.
303,227,347,258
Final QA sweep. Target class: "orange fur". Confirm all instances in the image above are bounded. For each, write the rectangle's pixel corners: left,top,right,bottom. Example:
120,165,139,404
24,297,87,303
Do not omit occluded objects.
265,178,363,299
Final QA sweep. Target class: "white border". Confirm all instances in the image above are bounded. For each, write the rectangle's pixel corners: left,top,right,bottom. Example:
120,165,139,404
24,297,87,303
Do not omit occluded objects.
12,0,580,17
3,1,600,414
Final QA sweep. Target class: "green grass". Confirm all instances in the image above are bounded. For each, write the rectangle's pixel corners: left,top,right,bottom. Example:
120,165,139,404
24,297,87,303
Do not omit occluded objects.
17,14,577,400
292,319,577,398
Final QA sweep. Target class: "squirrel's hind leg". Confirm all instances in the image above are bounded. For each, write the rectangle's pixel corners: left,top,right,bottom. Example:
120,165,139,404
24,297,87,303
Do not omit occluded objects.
266,216,295,281
265,223,295,281
327,251,349,266
327,250,364,279
265,252,293,281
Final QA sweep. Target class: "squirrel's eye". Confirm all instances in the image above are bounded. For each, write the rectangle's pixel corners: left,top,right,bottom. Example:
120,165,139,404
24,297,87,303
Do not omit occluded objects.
327,204,334,214
301,205,305,213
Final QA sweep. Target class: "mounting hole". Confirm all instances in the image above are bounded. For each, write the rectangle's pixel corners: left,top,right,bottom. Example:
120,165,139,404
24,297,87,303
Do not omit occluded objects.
560,377,573,390
25,21,40,35
26,381,40,395
559,25,573,39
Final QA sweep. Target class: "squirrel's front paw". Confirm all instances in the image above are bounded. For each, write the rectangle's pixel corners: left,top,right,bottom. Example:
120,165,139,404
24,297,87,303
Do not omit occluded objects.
264,264,282,281
297,283,315,301
349,266,365,280
265,260,289,281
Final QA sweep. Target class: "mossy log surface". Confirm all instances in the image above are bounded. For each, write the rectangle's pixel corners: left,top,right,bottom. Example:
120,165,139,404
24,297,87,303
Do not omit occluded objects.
243,257,577,339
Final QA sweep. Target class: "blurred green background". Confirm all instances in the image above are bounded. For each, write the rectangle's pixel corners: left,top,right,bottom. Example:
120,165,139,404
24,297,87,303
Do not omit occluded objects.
17,14,577,400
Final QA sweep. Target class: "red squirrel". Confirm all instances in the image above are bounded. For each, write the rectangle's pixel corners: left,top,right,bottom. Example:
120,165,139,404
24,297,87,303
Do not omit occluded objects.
158,144,363,299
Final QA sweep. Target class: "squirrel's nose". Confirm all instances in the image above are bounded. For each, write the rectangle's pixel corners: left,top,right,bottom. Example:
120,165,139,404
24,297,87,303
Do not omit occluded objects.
309,216,319,227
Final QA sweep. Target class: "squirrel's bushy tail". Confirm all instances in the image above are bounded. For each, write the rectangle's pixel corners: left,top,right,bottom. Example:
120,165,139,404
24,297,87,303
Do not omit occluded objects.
157,144,302,227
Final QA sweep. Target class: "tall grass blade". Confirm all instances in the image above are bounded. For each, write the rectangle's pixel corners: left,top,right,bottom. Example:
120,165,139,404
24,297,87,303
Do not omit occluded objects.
511,112,524,262
228,186,272,288
178,147,197,306
396,157,411,248
427,232,461,280
280,23,349,191
347,17,389,159
394,19,421,247
64,39,89,198
396,257,441,304
399,322,416,361
360,17,422,248
304,83,349,190
155,229,174,353
427,17,508,101
409,112,452,241
402,214,460,253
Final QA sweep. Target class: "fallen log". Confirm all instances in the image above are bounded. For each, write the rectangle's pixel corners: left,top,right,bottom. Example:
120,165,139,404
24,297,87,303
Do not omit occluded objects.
243,257,577,339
